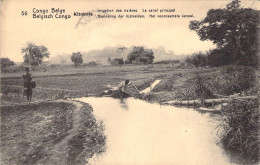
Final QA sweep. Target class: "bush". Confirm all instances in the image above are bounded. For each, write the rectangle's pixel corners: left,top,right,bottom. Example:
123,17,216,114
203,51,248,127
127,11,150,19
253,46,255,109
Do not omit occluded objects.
174,73,214,100
185,52,207,68
154,60,180,65
217,99,259,164
192,72,214,99
82,61,99,67
1,64,50,73
107,58,124,66
207,65,256,95
87,61,98,66
0,58,15,69
1,65,25,73
127,46,154,64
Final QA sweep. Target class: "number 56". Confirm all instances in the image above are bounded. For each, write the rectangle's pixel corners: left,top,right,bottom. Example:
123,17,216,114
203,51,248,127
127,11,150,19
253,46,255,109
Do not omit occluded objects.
21,11,28,16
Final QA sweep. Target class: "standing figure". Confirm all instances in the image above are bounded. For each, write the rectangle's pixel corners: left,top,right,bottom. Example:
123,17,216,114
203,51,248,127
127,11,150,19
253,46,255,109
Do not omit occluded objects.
23,67,32,102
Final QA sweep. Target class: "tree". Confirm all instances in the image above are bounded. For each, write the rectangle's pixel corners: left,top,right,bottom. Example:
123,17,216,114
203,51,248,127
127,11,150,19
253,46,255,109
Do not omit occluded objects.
107,57,124,66
22,42,50,66
71,52,83,67
114,58,124,65
185,52,207,68
127,46,154,64
206,49,231,67
189,0,260,67
0,58,15,69
117,47,127,65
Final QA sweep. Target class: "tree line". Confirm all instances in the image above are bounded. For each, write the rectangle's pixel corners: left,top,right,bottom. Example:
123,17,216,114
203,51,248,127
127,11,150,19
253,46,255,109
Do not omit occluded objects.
1,0,259,69
107,46,154,66
188,0,259,68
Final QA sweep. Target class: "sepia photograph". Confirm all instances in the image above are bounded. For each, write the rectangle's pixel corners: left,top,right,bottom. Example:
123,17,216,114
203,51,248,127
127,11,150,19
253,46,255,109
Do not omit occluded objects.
0,0,259,164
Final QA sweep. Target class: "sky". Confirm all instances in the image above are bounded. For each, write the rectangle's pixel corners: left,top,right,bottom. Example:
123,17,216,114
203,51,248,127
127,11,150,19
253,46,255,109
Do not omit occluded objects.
0,0,259,62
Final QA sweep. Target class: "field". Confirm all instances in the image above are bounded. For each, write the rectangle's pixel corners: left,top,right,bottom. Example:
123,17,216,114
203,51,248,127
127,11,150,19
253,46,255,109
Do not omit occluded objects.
1,64,195,104
2,63,258,104
0,100,106,165
1,64,259,164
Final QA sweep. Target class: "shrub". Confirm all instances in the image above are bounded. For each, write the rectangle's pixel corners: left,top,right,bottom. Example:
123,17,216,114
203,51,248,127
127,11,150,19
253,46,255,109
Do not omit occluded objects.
208,65,256,95
127,46,154,64
192,72,214,99
174,72,214,100
0,58,15,69
217,99,259,164
1,65,25,73
154,60,180,65
87,61,98,66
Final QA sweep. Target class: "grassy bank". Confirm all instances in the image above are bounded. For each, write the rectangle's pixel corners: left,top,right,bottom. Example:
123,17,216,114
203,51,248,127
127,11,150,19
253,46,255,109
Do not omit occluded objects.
217,99,259,164
0,101,106,165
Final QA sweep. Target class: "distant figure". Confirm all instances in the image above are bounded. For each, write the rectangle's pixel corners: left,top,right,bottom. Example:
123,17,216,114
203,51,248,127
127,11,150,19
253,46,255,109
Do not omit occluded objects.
23,67,32,102
117,80,131,92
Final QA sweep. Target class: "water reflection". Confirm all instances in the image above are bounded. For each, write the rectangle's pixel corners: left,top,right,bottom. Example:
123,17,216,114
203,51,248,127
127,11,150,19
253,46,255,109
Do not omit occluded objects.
77,97,236,165
119,98,128,110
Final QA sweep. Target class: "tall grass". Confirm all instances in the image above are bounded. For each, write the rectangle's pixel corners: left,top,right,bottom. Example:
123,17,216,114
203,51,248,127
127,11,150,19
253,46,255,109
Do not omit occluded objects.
173,65,257,101
217,99,259,164
173,72,214,100
67,104,106,165
207,65,257,96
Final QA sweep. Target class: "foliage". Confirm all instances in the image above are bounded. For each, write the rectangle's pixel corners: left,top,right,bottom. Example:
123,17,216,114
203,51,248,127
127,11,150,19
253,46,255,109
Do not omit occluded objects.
1,65,26,73
185,52,207,68
67,104,106,165
127,46,154,64
117,47,127,65
87,61,98,66
154,60,180,65
71,52,83,67
193,72,214,99
170,65,256,100
189,0,260,68
22,42,50,66
0,58,15,69
107,57,124,66
81,61,99,67
206,65,256,95
206,49,232,67
217,99,259,164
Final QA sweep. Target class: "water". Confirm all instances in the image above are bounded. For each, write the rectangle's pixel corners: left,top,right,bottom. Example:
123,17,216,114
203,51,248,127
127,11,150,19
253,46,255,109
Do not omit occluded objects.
140,80,161,94
77,97,235,165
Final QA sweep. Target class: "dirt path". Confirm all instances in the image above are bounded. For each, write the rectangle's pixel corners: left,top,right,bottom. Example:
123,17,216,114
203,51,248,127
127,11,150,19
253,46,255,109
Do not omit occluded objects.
35,100,83,164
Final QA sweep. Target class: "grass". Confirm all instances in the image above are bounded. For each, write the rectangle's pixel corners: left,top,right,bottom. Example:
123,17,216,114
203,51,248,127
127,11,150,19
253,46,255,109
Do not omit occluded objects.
67,104,106,165
0,101,106,165
217,99,259,164
1,102,74,164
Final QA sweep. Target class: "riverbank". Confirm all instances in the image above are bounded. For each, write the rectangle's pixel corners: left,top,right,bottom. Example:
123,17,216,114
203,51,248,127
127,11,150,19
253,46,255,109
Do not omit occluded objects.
0,100,106,165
